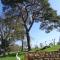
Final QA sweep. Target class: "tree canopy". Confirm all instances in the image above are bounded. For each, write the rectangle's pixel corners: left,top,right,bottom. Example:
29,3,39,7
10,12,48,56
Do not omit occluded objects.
1,0,60,51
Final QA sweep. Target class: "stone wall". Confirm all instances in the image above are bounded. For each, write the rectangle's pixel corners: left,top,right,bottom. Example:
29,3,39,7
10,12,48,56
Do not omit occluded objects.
25,50,60,60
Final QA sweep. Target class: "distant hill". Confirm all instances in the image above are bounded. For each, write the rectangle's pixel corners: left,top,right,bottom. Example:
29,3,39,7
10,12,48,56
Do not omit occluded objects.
44,45,60,52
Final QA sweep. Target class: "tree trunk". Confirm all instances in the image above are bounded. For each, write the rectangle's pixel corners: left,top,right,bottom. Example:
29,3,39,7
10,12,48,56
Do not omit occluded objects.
26,30,31,51
1,39,6,56
22,40,23,51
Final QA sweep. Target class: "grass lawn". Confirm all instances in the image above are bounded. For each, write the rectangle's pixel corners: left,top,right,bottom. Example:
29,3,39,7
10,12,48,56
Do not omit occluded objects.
20,54,25,60
0,56,16,60
31,45,60,52
0,56,24,60
44,45,60,52
0,45,60,60
0,52,25,60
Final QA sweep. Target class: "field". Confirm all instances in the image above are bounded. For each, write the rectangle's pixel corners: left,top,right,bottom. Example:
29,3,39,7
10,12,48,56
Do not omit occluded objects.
0,52,25,60
0,45,60,60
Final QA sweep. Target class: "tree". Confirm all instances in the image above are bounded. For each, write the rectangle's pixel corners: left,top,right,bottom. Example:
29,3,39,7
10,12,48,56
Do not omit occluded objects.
0,19,11,55
53,39,55,46
1,0,60,51
4,16,25,51
0,16,25,55
8,44,20,52
57,37,60,45
35,44,38,49
49,42,53,47
40,43,43,48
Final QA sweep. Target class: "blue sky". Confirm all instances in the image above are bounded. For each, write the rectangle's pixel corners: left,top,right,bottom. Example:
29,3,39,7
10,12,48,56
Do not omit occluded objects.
0,0,60,47
49,0,60,15
0,0,3,17
30,0,60,47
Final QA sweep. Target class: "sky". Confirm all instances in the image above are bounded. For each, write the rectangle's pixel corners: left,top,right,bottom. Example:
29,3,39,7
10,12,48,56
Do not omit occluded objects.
49,0,60,15
30,0,60,47
0,0,60,47
0,0,2,15
0,0,3,17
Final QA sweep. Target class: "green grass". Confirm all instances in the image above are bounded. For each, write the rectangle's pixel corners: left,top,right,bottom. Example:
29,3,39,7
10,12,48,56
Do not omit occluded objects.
44,45,60,52
0,56,16,60
31,45,60,52
20,54,25,60
0,45,60,60
0,52,25,60
19,52,25,60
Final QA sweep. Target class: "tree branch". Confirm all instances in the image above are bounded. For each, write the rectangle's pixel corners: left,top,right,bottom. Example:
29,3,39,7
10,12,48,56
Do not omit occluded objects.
28,20,34,32
24,7,28,23
21,11,29,31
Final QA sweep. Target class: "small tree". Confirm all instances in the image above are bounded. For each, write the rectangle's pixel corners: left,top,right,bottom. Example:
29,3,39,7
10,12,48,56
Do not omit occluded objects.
57,37,60,45
35,44,38,51
40,43,43,48
49,42,53,47
52,39,55,46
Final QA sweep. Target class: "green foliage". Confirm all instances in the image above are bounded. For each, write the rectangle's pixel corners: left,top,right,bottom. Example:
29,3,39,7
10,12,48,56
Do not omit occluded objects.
57,42,60,45
1,0,28,5
8,52,16,56
40,46,50,50
20,53,25,60
57,38,60,45
1,0,60,51
49,43,53,47
0,17,25,54
4,16,25,40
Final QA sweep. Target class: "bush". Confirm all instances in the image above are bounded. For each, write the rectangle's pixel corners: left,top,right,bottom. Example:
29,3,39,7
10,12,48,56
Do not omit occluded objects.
8,52,16,57
40,46,50,50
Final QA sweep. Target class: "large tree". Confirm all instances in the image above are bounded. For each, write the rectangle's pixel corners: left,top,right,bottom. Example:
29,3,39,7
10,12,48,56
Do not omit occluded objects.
0,15,25,55
4,16,25,51
1,0,60,51
0,18,11,55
